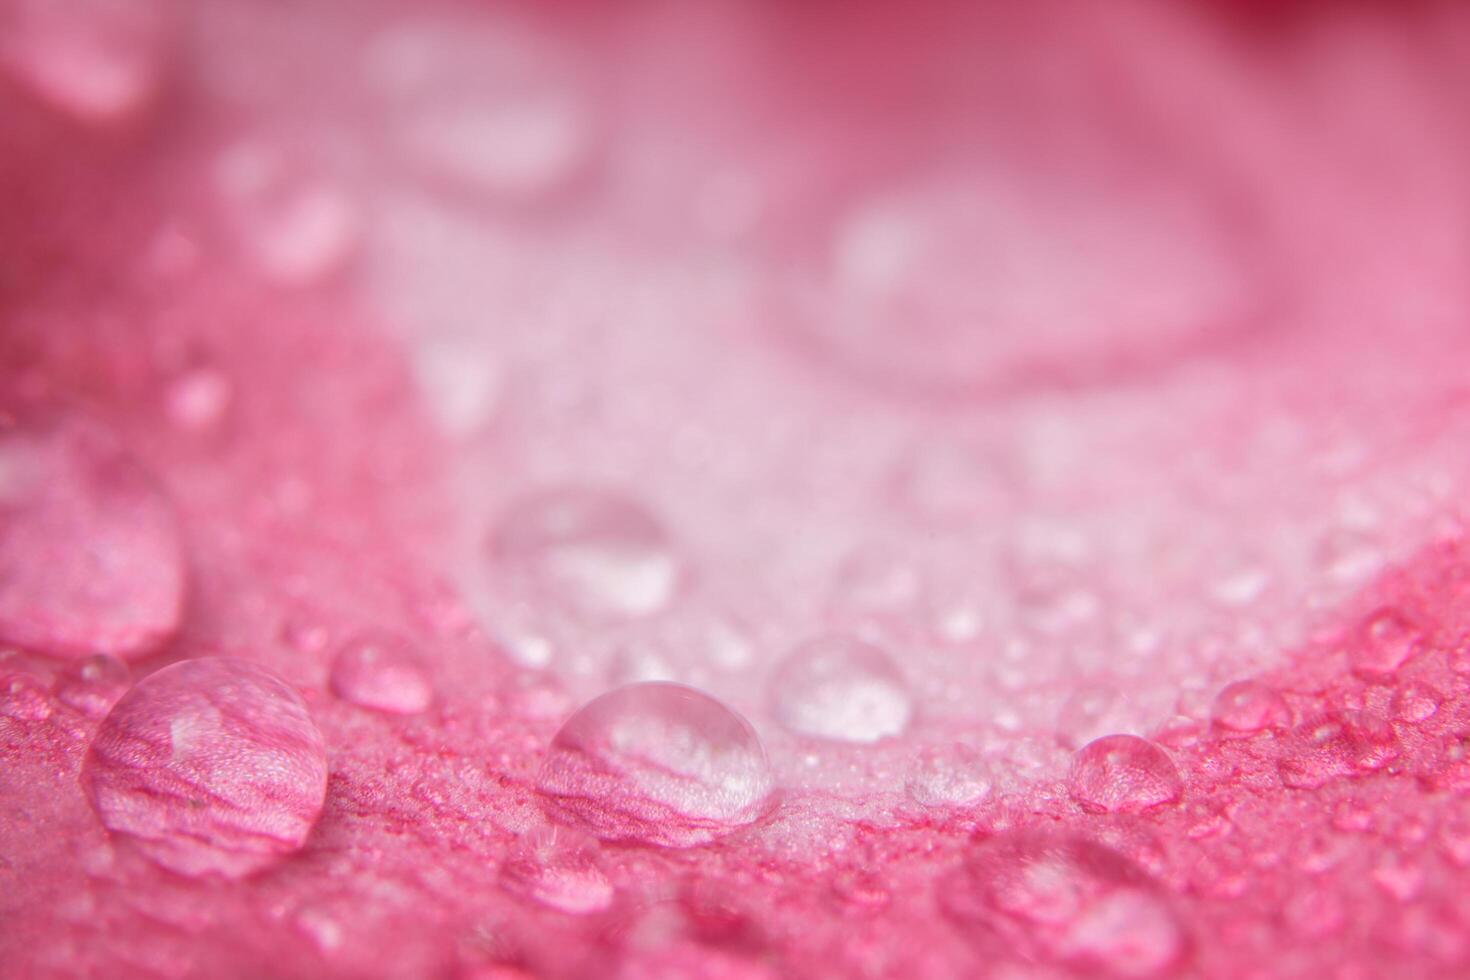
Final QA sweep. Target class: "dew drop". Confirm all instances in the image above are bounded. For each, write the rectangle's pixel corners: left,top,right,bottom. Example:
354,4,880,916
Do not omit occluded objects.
1391,681,1441,723
1068,735,1182,814
329,629,433,716
769,635,912,744
499,824,613,915
941,833,1183,978
57,654,131,718
536,682,773,848
1210,680,1291,734
0,672,52,720
905,743,993,808
1354,607,1423,679
1277,715,1360,790
489,488,682,619
0,419,185,661
81,658,329,878
0,0,173,123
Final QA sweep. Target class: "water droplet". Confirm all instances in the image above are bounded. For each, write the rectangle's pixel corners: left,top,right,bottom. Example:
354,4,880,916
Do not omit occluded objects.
489,488,682,619
1211,680,1291,734
536,682,773,848
164,367,232,433
941,833,1183,977
1354,607,1423,679
770,635,912,744
1278,715,1360,790
81,658,328,878
1068,735,1182,814
0,419,185,661
0,672,52,720
1392,681,1441,723
329,629,433,715
0,0,173,123
499,824,613,915
57,654,131,718
786,169,1253,398
413,339,503,439
371,21,593,203
215,141,359,285
905,743,992,808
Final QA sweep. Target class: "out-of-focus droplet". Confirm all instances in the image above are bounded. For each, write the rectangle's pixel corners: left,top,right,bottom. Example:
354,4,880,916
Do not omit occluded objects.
81,658,329,878
0,672,52,720
164,367,232,433
329,629,433,716
499,824,613,915
0,0,173,123
0,419,185,661
1391,681,1441,723
1353,607,1422,679
1068,735,1182,814
215,141,359,285
785,170,1253,398
905,744,992,808
1211,680,1291,734
770,635,912,744
370,21,594,203
941,833,1183,978
489,488,683,619
536,682,773,848
413,339,502,439
889,438,1010,526
57,654,131,718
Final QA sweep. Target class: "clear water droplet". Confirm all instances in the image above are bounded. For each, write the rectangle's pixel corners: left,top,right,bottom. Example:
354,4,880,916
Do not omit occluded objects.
1211,680,1291,734
536,682,773,848
905,743,992,808
57,654,131,718
0,672,52,720
1354,607,1422,679
490,488,682,619
81,657,329,878
215,141,359,286
1068,735,1182,814
499,824,613,915
329,629,433,715
0,419,185,661
0,0,173,123
770,635,912,744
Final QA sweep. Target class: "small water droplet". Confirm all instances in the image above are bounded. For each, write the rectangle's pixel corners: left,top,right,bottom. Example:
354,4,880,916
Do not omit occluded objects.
81,657,329,878
0,418,185,661
0,672,52,720
329,629,433,715
0,0,173,123
499,824,613,915
489,488,683,619
905,743,992,808
413,339,503,439
164,367,232,433
1068,735,1182,814
536,682,773,848
1392,681,1441,723
215,141,359,285
1278,715,1360,790
1354,607,1423,679
770,635,912,744
1211,680,1291,734
57,654,131,718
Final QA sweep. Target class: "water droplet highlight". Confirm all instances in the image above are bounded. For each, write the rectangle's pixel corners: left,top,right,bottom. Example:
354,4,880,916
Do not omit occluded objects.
0,419,185,661
769,635,912,744
81,658,329,878
1211,680,1290,734
490,488,682,619
329,629,433,715
536,682,773,848
1068,735,1182,814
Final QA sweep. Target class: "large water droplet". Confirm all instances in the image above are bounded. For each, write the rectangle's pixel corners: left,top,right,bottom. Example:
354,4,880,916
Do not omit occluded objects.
489,488,682,619
941,833,1184,977
536,682,773,848
769,635,912,744
499,824,613,915
1068,735,1182,814
81,658,328,878
0,419,185,661
329,629,433,716
1211,680,1291,734
0,0,173,123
